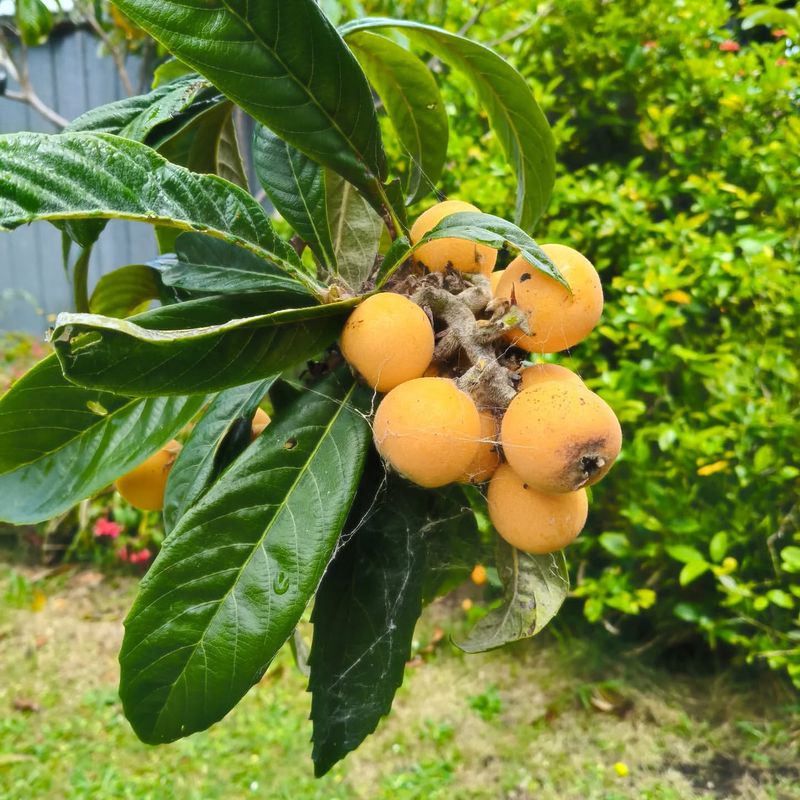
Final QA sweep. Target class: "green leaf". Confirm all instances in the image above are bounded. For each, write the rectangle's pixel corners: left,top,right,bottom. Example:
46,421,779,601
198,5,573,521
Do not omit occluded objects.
766,589,794,610
155,233,313,298
780,546,800,574
341,18,555,229
666,544,706,564
348,31,448,204
709,531,729,563
66,74,214,142
375,236,413,287
157,101,249,189
0,354,206,525
119,371,371,744
152,59,195,89
51,293,354,396
420,212,566,288
15,0,53,46
112,0,387,202
164,379,275,532
253,126,337,268
310,471,424,776
456,539,569,653
309,471,480,776
326,171,385,291
89,265,160,318
0,132,317,292
598,532,631,558
679,561,710,586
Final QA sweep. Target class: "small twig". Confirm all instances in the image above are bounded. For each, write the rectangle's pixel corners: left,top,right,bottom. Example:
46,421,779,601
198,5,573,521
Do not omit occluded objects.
0,33,68,128
82,6,135,96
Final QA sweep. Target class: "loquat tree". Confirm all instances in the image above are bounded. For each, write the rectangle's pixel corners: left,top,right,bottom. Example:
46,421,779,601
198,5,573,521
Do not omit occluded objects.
0,0,622,774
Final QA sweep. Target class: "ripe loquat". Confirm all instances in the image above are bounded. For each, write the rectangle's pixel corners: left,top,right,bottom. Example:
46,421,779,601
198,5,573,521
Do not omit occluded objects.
410,200,497,275
519,362,584,390
251,407,271,440
373,377,481,488
116,440,182,511
340,292,434,393
460,410,500,484
495,243,603,353
488,464,588,554
501,382,622,494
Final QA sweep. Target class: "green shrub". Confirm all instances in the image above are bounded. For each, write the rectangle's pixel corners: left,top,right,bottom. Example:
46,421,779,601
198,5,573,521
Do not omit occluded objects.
357,0,800,684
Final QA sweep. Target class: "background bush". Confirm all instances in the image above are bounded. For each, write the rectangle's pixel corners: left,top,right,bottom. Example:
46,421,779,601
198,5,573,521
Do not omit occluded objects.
339,0,800,684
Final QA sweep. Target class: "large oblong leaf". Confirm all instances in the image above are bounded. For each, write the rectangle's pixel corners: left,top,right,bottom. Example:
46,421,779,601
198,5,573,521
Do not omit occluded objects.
0,355,207,525
0,132,316,291
111,0,386,201
341,18,555,230
348,31,448,204
163,379,275,532
89,264,160,318
154,233,314,297
253,126,337,268
310,473,482,776
51,293,355,396
119,371,371,744
456,539,569,653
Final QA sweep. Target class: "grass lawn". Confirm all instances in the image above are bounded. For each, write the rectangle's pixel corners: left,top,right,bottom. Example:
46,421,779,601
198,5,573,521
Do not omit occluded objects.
0,563,798,800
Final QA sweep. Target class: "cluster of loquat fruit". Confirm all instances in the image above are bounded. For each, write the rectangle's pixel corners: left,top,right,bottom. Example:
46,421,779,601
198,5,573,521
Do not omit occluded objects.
341,200,622,555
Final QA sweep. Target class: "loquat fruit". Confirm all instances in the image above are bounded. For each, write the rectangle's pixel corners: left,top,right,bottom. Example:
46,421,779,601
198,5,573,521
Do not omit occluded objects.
116,440,182,511
519,362,584,390
488,464,588,554
460,410,500,484
340,292,434,393
410,200,497,275
495,243,603,353
501,382,622,494
251,407,271,440
373,377,481,488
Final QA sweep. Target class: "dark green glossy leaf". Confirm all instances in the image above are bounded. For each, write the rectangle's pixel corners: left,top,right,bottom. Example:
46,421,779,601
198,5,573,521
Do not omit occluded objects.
421,211,567,288
119,371,371,744
253,125,337,268
112,0,387,202
155,233,313,298
16,0,52,47
0,132,316,291
51,293,353,396
0,354,207,525
456,539,569,653
326,172,384,292
349,31,448,204
309,471,480,775
341,18,555,230
89,264,160,318
163,379,275,532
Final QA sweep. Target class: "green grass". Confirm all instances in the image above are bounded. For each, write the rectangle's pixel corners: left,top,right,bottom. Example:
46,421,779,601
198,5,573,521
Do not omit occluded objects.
1,564,799,800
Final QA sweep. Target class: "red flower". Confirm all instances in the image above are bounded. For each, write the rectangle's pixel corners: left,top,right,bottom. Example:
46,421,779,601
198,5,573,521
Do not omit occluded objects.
642,40,658,50
719,40,740,52
129,549,152,565
772,29,788,38
117,547,129,562
94,516,123,539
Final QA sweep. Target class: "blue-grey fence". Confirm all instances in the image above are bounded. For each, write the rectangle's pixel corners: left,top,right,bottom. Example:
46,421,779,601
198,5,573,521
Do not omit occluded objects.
0,27,156,334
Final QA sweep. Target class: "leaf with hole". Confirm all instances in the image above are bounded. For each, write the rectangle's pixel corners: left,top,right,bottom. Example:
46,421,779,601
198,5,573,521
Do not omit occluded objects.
163,379,276,532
119,370,371,744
